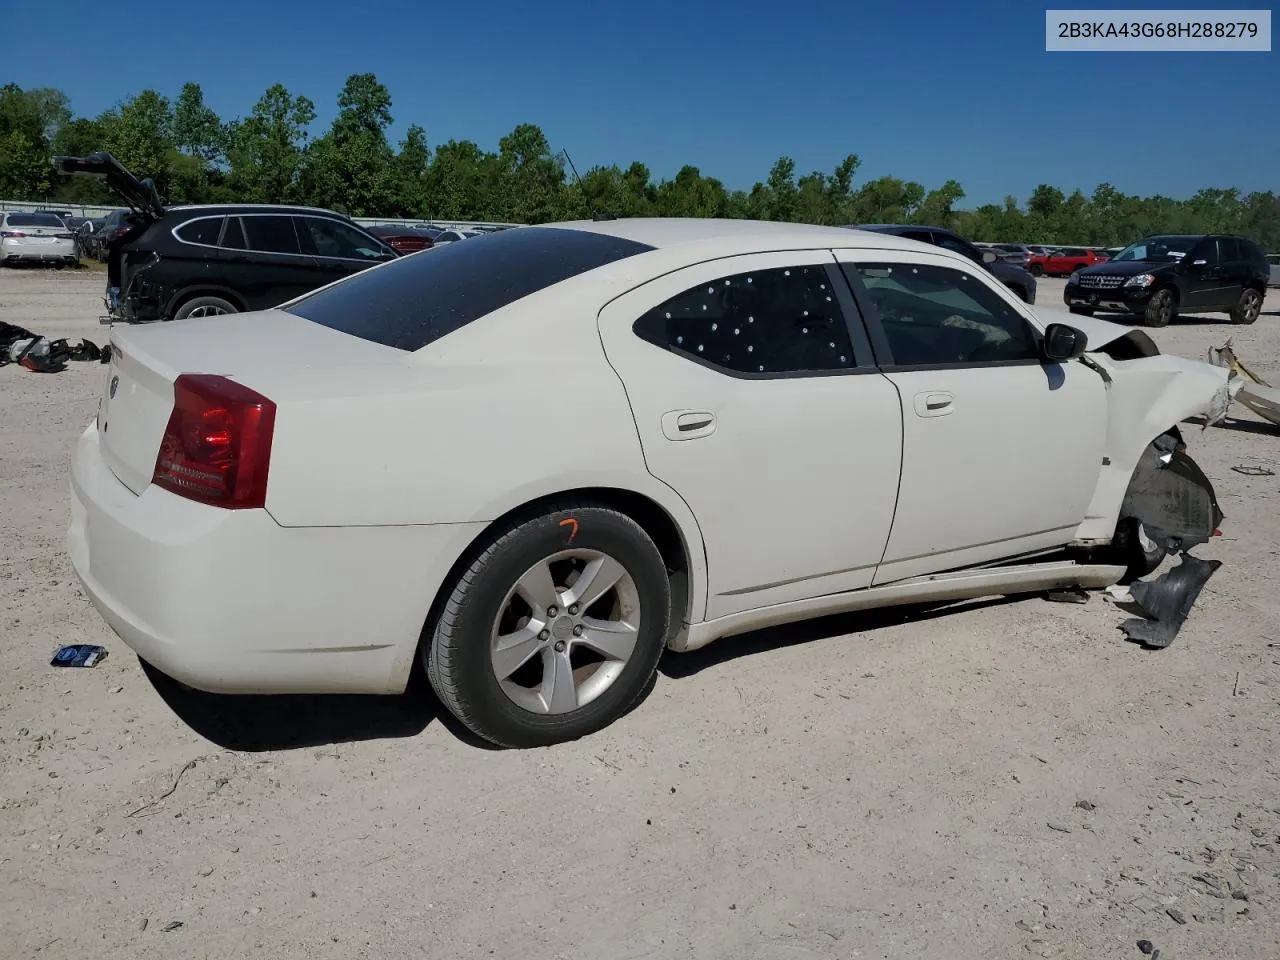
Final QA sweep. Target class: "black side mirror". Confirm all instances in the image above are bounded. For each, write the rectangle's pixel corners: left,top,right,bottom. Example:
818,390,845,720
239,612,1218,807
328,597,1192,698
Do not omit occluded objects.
1042,322,1088,362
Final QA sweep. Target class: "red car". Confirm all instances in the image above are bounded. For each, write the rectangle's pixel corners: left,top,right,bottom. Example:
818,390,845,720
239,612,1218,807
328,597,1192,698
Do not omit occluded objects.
366,224,434,254
1033,247,1109,277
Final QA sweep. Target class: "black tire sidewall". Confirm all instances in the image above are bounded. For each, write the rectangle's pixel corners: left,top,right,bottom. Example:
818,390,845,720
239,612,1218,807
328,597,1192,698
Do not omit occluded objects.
429,506,671,747
1233,289,1261,325
1144,289,1173,327
173,296,237,321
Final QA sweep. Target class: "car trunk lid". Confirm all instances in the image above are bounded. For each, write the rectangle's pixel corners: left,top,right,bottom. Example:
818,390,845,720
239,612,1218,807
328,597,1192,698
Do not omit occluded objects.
96,310,406,495
53,152,166,220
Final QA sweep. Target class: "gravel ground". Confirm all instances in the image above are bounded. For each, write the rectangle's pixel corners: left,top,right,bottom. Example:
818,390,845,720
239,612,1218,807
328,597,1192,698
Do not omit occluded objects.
2,268,1280,960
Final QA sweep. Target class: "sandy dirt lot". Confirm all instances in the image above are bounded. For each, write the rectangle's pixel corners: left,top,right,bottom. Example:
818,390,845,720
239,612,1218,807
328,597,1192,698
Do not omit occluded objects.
2,268,1279,960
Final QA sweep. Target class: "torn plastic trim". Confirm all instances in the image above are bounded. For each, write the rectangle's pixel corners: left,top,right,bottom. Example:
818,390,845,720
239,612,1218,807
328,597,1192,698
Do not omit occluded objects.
1116,430,1223,553
1120,552,1222,649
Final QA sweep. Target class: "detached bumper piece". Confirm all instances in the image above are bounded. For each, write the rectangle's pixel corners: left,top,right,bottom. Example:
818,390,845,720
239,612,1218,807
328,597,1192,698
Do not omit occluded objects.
1121,553,1222,649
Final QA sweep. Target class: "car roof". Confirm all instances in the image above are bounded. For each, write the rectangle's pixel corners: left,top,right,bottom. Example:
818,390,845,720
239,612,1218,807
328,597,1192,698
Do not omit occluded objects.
559,218,935,255
167,204,355,218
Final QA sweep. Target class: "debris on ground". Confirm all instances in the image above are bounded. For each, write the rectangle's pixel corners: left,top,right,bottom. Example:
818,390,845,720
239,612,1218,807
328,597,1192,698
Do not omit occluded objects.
1232,464,1276,476
49,644,106,668
1045,587,1090,604
1120,553,1223,649
1208,340,1280,429
1,321,108,373
1136,939,1155,955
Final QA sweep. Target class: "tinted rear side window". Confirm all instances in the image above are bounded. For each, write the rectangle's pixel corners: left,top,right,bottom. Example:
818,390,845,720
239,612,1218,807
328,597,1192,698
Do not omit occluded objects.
286,226,654,351
243,215,301,254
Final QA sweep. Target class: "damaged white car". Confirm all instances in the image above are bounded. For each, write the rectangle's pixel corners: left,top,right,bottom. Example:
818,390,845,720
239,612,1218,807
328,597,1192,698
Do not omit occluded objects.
68,219,1231,747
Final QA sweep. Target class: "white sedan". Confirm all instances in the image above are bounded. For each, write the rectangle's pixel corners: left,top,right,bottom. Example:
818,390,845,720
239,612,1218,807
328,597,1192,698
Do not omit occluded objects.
69,219,1231,747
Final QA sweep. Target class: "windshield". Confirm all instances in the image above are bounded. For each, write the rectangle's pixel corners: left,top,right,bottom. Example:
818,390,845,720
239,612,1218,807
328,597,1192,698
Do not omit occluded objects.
1111,237,1193,263
6,213,66,228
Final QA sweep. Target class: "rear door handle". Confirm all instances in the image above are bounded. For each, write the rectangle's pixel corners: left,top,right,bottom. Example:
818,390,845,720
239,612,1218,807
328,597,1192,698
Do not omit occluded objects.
661,410,717,440
913,391,954,418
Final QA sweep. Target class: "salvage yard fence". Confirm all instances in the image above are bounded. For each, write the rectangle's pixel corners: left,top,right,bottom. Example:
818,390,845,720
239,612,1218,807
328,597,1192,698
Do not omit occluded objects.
0,199,520,233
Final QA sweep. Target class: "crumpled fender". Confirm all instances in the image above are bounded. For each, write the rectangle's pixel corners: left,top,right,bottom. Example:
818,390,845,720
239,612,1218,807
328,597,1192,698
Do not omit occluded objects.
1073,352,1233,543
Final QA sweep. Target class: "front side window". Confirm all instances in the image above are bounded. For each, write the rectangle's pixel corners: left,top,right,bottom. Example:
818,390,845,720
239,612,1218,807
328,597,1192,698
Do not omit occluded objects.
300,217,388,261
175,217,223,246
633,265,855,375
242,215,301,255
848,262,1039,367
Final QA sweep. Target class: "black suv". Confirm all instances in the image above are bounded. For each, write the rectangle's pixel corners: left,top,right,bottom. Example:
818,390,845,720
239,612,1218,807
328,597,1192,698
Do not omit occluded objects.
1065,234,1269,327
847,224,1037,304
54,153,397,323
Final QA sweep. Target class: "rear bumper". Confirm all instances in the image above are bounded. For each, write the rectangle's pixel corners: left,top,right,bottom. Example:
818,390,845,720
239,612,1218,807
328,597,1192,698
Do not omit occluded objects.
1,239,78,263
68,424,485,694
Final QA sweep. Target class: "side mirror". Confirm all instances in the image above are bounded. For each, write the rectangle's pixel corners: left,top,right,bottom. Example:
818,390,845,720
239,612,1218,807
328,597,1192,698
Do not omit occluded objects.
982,250,997,263
1042,322,1088,362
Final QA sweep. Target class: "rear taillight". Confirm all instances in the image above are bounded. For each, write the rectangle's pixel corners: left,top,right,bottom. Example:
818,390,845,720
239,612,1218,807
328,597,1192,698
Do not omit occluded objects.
152,374,276,509
1,231,27,238
55,232,74,239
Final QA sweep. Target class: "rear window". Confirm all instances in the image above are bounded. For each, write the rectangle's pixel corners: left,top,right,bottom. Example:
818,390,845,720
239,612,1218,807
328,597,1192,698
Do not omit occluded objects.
286,226,654,351
6,213,65,228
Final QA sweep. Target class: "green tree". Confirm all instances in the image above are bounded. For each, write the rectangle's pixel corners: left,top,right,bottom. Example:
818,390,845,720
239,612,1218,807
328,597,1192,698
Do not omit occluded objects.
99,90,174,189
304,73,398,216
227,84,315,204
393,124,430,216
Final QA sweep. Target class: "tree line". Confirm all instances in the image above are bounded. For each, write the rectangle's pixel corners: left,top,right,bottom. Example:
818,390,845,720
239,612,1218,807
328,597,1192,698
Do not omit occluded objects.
2,77,1277,248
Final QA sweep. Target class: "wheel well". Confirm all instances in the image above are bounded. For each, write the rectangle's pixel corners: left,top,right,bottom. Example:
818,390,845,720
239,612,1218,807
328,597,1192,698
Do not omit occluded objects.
1245,279,1266,293
168,287,245,317
419,488,696,653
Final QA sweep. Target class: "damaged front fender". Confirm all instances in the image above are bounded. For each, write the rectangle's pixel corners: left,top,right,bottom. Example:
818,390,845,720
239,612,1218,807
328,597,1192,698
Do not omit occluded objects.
1075,352,1232,545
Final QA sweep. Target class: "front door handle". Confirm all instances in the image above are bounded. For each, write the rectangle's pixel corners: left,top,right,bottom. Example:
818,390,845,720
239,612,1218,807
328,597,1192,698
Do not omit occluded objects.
913,391,954,418
661,410,717,441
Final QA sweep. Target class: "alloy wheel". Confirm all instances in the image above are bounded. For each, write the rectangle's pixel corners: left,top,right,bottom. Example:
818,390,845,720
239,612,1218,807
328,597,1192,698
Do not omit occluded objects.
490,549,641,715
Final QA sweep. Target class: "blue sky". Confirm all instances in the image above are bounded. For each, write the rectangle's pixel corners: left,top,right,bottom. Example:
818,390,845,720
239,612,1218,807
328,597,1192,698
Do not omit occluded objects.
7,0,1278,205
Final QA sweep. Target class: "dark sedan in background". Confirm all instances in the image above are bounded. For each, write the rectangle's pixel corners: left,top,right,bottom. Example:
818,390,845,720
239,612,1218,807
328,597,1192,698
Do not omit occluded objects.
849,224,1038,304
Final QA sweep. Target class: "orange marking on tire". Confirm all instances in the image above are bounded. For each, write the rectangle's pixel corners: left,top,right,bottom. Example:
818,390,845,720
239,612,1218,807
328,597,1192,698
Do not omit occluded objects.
560,518,579,542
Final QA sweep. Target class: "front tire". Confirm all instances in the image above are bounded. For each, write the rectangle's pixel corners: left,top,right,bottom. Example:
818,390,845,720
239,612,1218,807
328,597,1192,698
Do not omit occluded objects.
1029,264,1043,277
1143,288,1176,327
171,295,237,321
1230,287,1263,325
426,503,671,748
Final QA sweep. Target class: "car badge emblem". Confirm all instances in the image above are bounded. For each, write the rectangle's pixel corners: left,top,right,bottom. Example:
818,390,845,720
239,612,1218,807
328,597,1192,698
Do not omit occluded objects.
109,375,119,399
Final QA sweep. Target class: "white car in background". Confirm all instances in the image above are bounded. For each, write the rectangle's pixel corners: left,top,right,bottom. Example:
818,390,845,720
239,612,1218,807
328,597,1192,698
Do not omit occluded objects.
1267,252,1279,287
1,211,79,266
69,219,1230,747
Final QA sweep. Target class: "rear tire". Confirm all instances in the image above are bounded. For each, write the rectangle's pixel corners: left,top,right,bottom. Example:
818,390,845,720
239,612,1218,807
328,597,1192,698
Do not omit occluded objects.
425,502,671,748
1143,288,1176,327
1029,264,1043,277
1230,287,1263,325
171,295,237,321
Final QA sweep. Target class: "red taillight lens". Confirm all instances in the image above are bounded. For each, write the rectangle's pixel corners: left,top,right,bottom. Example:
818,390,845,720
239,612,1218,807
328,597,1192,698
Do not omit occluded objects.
152,374,276,509
2,231,27,238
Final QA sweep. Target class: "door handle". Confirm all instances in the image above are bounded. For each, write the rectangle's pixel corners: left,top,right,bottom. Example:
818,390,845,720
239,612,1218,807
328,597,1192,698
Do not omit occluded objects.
661,410,717,441
913,391,954,418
